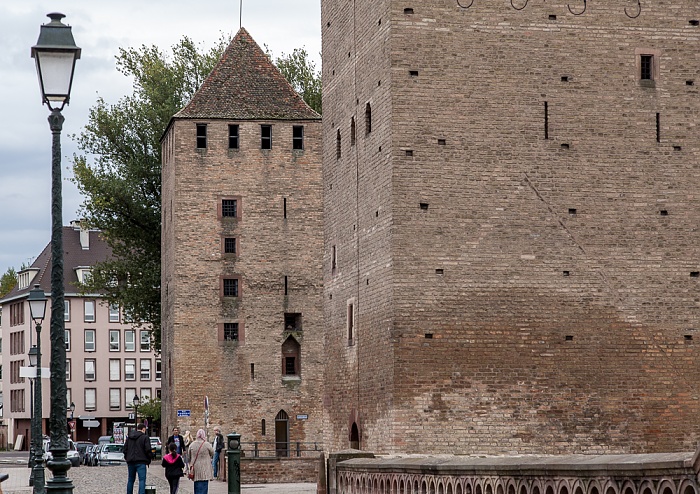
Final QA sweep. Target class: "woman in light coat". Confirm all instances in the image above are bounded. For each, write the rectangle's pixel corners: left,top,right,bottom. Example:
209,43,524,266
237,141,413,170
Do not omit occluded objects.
187,429,214,494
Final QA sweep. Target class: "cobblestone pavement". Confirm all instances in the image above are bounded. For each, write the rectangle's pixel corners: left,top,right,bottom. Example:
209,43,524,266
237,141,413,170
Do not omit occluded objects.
0,463,316,494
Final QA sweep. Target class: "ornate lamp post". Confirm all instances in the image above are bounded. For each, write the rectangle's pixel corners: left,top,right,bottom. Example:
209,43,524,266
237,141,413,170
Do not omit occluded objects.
133,396,140,426
28,284,47,494
31,12,81,494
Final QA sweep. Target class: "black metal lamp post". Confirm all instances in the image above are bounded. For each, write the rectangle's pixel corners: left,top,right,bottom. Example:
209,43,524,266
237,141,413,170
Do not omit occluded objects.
27,345,37,486
133,396,140,426
226,433,242,494
31,12,80,494
28,284,47,494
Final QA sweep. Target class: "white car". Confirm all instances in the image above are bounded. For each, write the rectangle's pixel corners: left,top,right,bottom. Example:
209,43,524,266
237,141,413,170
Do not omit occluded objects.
97,443,125,466
43,437,81,467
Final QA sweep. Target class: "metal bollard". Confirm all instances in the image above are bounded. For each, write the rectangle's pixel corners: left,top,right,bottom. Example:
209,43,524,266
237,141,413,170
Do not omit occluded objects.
226,433,241,494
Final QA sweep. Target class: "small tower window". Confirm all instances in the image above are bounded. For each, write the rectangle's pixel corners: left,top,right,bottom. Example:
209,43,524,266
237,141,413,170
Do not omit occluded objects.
261,125,272,149
365,103,372,134
228,124,239,149
196,124,207,149
282,337,301,377
293,125,304,150
336,129,342,159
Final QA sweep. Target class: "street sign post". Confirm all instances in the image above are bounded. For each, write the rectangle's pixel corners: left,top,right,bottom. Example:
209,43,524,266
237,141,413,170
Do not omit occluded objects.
177,410,191,417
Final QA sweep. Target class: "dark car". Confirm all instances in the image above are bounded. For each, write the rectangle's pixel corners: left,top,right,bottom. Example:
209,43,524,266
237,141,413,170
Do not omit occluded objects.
74,441,93,463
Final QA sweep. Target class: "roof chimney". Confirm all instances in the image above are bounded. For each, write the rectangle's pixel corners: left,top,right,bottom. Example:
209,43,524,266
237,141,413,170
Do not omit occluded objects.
71,219,90,250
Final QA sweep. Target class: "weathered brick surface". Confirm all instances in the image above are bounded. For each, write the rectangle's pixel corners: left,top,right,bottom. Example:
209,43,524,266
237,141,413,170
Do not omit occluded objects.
240,457,319,484
322,0,700,455
161,30,324,454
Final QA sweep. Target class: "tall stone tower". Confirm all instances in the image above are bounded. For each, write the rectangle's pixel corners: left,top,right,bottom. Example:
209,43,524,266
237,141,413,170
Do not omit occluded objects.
161,28,324,451
322,0,700,455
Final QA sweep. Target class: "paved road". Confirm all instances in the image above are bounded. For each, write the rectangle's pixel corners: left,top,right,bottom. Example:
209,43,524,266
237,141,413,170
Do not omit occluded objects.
0,461,316,494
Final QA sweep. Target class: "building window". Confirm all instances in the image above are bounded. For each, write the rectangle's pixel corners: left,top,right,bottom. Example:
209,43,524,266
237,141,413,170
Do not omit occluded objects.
84,300,95,323
9,301,25,326
140,359,151,380
293,125,304,150
125,388,137,408
109,330,120,351
284,313,302,332
84,329,96,352
196,123,207,148
336,129,341,159
140,330,150,351
365,103,372,134
224,323,239,341
109,388,121,410
261,125,272,149
85,388,96,411
223,278,239,297
640,54,653,80
66,359,71,381
282,336,300,377
229,124,239,149
64,300,70,322
125,330,136,351
331,245,337,273
125,359,136,381
65,329,71,352
222,199,238,218
109,304,120,323
84,359,96,381
350,117,356,145
347,302,355,343
155,359,162,381
110,359,121,381
224,237,237,254
140,388,152,401
156,389,162,400
66,388,71,410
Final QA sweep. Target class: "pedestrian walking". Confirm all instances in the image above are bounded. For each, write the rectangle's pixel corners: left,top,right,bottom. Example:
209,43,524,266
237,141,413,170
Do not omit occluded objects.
162,442,186,494
211,427,225,479
187,428,214,494
167,427,186,456
124,422,152,494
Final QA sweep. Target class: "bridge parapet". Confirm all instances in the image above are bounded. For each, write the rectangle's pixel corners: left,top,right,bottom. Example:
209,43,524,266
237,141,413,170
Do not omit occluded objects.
331,449,700,494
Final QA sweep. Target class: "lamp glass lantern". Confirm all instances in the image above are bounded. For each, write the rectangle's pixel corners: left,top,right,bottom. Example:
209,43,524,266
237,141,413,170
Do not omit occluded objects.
30,13,81,110
28,346,39,368
69,402,75,414
27,284,47,325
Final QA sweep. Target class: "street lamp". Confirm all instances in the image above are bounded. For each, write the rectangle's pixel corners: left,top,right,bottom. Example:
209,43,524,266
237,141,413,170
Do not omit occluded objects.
28,284,47,494
31,12,80,494
133,396,140,426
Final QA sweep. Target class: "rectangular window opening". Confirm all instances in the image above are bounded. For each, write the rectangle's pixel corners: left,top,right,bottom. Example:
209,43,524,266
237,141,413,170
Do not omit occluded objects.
228,124,239,149
261,125,272,149
224,237,237,254
292,125,304,150
284,276,288,296
544,101,549,140
224,322,239,341
656,113,661,143
222,199,238,218
223,278,239,297
283,198,287,219
196,123,207,149
285,313,302,332
250,363,255,379
640,54,654,80
347,303,354,343
285,357,296,375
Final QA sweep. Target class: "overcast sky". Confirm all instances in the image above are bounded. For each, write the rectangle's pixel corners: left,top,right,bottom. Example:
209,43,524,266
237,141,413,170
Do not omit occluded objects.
0,1,321,278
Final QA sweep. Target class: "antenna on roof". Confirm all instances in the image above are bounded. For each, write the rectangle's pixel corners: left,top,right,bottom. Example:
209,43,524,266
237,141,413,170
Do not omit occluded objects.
240,0,243,29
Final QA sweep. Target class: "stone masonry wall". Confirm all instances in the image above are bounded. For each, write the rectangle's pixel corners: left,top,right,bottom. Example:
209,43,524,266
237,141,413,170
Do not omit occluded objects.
323,0,700,455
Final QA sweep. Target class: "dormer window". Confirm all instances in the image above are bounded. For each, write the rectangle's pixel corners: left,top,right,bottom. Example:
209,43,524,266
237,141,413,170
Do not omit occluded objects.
17,269,39,290
75,267,92,284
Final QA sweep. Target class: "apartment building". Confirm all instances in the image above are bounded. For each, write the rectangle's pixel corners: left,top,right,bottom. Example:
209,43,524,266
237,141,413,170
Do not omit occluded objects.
0,221,160,447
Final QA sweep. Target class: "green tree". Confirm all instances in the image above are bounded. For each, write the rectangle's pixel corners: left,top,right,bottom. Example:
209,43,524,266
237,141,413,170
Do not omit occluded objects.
0,267,17,298
138,397,162,423
72,37,228,351
274,47,322,114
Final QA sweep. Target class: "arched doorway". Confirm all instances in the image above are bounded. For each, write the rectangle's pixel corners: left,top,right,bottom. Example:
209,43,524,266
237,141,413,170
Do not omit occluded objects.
275,410,289,457
350,422,359,449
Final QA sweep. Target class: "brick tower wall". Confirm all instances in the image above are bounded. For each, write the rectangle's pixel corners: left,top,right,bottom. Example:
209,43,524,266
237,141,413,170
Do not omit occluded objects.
323,0,700,455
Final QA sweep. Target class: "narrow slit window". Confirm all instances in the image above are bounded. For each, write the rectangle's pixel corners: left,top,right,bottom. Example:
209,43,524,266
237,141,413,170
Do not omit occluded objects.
261,125,272,149
292,125,304,150
347,303,354,342
350,117,356,145
336,129,341,159
228,124,239,149
196,124,207,149
656,113,660,142
640,54,653,80
331,245,337,272
284,276,288,296
544,101,549,140
365,103,372,134
283,198,287,219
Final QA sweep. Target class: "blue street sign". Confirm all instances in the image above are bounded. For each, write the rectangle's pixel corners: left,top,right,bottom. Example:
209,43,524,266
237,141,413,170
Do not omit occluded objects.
177,410,191,417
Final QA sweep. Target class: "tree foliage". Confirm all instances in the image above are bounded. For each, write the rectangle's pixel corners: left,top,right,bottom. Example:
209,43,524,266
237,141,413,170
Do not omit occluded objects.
138,397,162,423
0,267,18,298
274,48,322,114
72,37,228,351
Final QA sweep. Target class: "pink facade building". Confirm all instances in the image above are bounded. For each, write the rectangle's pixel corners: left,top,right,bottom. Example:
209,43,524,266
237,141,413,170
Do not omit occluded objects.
0,221,160,448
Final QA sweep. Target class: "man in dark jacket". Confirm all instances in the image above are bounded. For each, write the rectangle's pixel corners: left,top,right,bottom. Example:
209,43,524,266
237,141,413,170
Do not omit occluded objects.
212,427,225,479
124,423,152,494
166,426,186,456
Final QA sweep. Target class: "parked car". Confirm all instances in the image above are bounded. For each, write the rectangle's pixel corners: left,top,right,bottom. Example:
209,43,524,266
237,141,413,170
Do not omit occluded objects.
43,437,80,467
74,441,93,463
150,437,162,459
97,443,125,466
97,435,113,446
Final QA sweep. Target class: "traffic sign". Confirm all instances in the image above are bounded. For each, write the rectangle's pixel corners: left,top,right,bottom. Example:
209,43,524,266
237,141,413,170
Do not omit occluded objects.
177,410,191,417
83,420,100,428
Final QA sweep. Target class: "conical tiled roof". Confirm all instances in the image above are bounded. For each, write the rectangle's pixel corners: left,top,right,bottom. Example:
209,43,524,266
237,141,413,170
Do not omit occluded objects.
175,28,319,121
